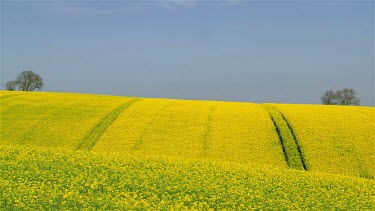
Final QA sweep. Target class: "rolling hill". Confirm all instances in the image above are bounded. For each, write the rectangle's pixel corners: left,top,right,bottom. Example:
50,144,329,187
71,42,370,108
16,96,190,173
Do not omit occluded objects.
0,90,374,209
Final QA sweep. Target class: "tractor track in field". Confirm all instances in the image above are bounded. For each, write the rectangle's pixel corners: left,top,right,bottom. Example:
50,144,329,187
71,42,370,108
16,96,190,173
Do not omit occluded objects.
0,93,28,100
76,98,141,151
202,105,216,153
262,104,307,171
131,104,170,151
268,113,289,167
19,98,97,145
275,107,308,171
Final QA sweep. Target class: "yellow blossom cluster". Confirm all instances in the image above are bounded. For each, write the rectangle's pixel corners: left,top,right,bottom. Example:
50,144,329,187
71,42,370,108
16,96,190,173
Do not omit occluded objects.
0,144,373,210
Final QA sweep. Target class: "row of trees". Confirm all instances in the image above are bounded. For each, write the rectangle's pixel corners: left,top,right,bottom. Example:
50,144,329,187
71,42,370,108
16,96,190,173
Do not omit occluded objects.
321,88,360,105
5,71,44,91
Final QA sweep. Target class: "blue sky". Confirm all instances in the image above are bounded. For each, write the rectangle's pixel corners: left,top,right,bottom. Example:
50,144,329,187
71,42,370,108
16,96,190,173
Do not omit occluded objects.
1,0,374,105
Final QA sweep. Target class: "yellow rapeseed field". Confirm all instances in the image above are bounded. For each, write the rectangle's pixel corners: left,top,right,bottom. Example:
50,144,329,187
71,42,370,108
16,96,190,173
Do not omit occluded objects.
0,91,132,149
93,99,286,167
0,144,373,210
1,90,374,209
273,104,375,179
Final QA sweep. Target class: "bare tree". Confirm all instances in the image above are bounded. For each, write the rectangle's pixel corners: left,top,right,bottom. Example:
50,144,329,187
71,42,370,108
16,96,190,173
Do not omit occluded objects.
16,71,44,91
336,88,360,106
321,90,337,105
5,81,18,91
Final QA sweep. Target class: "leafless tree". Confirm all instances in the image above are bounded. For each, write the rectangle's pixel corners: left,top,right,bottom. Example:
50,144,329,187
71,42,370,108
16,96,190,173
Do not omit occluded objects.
336,88,360,106
321,90,337,105
5,81,18,91
16,71,44,91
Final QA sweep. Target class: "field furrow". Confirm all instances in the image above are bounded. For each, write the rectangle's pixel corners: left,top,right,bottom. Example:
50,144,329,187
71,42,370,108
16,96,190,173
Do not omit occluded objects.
0,92,27,100
76,98,141,150
263,107,289,166
262,104,307,170
92,99,171,152
0,92,131,149
273,104,375,179
94,99,287,167
206,102,287,166
131,104,170,151
277,108,308,170
19,98,93,145
202,106,216,154
131,100,213,158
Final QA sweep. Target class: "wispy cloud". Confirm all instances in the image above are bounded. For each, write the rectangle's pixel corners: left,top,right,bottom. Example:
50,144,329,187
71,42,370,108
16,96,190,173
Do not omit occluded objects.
154,0,248,10
217,0,245,7
153,0,199,11
51,1,143,15
50,0,245,15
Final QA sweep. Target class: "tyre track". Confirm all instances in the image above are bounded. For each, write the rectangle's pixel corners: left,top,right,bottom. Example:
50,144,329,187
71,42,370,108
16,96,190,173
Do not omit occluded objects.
19,98,96,145
131,103,170,151
0,93,28,100
202,105,216,153
262,104,307,170
76,98,141,150
275,107,308,170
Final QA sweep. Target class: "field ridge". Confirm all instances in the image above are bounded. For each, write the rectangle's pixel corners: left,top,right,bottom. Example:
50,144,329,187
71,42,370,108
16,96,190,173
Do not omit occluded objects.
262,104,306,170
76,98,142,150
